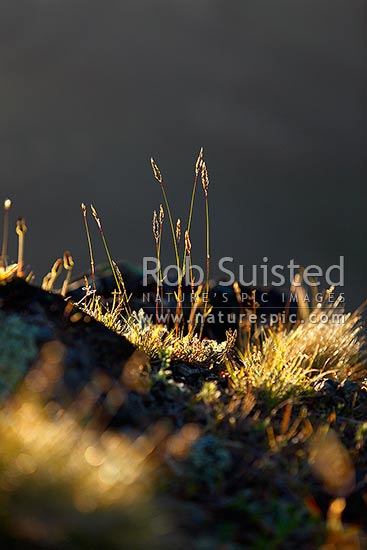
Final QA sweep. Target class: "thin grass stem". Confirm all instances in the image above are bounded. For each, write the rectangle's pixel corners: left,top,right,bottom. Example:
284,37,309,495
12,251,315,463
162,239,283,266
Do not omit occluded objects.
1,199,11,269
61,251,74,297
81,203,96,291
90,205,121,294
16,217,26,278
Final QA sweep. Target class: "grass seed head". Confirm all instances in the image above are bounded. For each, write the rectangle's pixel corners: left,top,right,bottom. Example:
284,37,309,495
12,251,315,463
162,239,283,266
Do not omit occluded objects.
150,157,162,184
152,210,159,244
195,147,204,174
52,258,63,276
63,251,74,270
4,198,11,211
90,204,101,230
176,218,181,243
201,161,209,197
159,204,164,225
16,217,27,236
185,230,191,255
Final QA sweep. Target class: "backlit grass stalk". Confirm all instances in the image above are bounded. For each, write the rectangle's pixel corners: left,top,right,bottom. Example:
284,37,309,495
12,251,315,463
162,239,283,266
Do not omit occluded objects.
290,272,310,324
200,161,210,338
151,158,181,333
175,218,183,331
113,262,132,317
158,205,164,317
1,199,11,269
16,217,27,278
233,281,245,351
185,230,193,293
61,251,74,297
153,209,160,323
152,206,166,323
90,205,121,293
150,158,180,269
81,203,96,291
185,231,197,334
181,147,203,276
174,289,183,334
42,258,63,291
90,205,131,314
109,262,132,318
176,149,203,333
188,286,205,336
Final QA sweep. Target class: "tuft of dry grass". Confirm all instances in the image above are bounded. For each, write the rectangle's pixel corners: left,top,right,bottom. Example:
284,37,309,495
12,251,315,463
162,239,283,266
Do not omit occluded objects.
77,149,229,364
227,299,366,404
124,309,236,365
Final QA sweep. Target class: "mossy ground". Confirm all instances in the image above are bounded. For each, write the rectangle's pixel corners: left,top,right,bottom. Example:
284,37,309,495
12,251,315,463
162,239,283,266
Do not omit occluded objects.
0,278,366,549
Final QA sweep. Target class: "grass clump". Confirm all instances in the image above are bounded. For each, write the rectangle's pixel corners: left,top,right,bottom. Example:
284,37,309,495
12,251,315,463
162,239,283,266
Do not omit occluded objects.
226,299,366,406
77,148,236,366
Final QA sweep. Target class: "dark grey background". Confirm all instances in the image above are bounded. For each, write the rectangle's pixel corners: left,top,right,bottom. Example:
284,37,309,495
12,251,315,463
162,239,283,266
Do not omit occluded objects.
0,1,365,308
